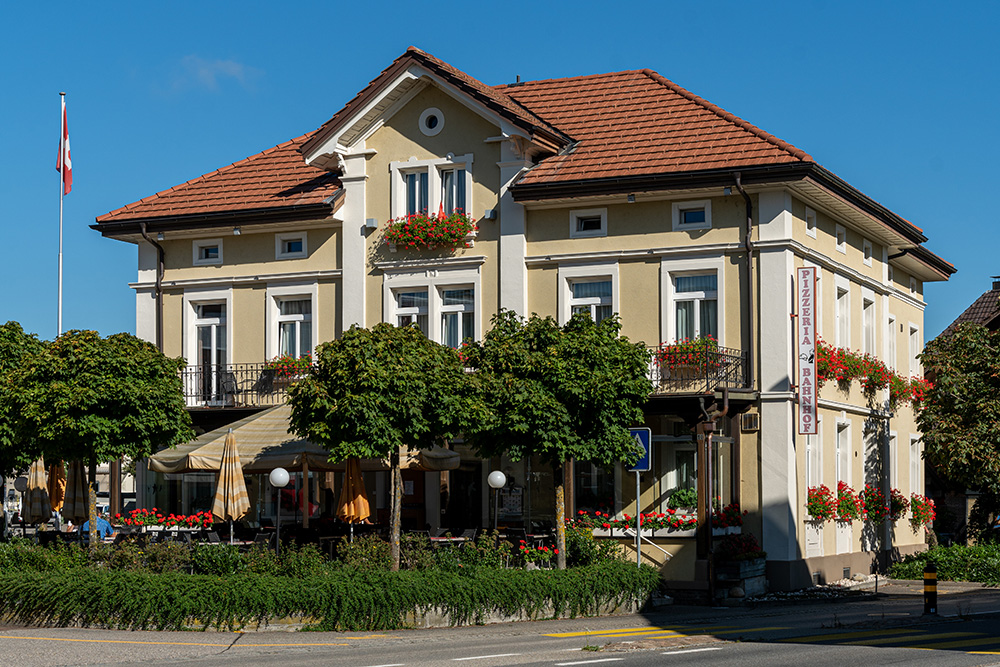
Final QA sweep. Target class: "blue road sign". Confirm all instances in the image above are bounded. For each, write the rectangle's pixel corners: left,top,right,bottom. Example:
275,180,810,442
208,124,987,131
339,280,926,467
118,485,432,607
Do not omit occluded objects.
629,427,652,472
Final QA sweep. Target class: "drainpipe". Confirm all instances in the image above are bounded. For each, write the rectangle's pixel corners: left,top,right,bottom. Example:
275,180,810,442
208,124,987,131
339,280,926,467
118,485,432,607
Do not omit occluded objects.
138,223,164,352
733,173,755,390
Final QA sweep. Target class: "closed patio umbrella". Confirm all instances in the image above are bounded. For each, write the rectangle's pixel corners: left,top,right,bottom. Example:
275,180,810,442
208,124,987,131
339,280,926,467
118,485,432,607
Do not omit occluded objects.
23,459,52,526
62,460,89,526
337,457,370,542
212,428,250,544
48,462,66,514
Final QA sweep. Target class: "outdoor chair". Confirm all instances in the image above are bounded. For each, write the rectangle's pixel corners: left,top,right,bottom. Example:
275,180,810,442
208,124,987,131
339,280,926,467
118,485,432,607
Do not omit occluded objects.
253,532,275,549
206,531,221,543
433,528,450,538
460,528,477,540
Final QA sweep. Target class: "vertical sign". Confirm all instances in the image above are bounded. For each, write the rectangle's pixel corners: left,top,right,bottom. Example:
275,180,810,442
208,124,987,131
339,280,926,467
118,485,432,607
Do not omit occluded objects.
797,267,817,434
628,428,652,472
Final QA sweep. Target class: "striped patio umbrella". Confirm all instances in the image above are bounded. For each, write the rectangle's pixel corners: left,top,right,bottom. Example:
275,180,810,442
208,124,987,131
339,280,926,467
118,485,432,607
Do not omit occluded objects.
212,428,250,544
62,460,89,525
47,461,66,514
337,457,370,541
23,459,52,525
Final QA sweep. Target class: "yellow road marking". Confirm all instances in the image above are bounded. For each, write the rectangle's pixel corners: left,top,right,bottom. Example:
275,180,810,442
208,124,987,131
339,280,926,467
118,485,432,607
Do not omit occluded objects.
847,632,978,646
710,627,789,635
781,628,921,643
544,625,732,638
0,635,352,647
907,636,1000,650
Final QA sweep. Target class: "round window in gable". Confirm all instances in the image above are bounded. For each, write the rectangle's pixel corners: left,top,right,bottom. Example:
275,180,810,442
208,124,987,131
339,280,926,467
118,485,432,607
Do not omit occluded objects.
419,107,444,137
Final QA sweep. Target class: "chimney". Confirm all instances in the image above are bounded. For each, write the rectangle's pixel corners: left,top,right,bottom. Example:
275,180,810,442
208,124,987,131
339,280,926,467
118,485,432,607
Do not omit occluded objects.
993,276,1000,290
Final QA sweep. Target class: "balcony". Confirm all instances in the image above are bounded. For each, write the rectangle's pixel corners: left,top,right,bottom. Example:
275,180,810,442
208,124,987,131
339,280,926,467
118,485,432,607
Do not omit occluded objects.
647,344,749,395
180,363,299,409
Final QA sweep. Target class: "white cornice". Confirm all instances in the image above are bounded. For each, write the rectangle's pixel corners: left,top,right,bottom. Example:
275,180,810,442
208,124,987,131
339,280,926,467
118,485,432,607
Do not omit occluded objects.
129,269,342,291
373,255,487,272
524,243,742,267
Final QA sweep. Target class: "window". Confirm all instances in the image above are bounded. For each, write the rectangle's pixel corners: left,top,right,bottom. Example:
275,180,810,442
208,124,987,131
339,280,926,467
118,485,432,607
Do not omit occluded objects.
862,296,875,356
277,299,312,358
863,239,873,267
888,432,898,489
194,302,227,403
395,290,429,336
193,239,223,266
805,206,817,238
390,154,473,219
673,274,718,340
836,281,850,348
805,417,822,489
835,224,847,254
671,199,712,231
405,171,429,215
887,314,897,370
275,232,308,260
569,208,607,238
569,279,613,323
836,422,851,485
440,287,474,348
418,107,444,137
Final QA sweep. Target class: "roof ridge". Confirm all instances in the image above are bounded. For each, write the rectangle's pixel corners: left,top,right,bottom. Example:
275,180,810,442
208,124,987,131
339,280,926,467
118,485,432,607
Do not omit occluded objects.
639,68,813,163
494,68,648,89
98,132,318,221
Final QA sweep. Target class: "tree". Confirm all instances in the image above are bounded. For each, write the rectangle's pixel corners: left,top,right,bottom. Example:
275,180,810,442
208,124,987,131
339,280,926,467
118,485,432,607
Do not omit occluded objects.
287,323,481,570
918,322,1000,540
463,310,652,568
8,330,194,541
0,322,45,477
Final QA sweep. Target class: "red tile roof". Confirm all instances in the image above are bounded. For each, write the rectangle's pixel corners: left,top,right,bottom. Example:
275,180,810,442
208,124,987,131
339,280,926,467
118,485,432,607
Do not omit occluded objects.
499,70,812,185
96,133,341,224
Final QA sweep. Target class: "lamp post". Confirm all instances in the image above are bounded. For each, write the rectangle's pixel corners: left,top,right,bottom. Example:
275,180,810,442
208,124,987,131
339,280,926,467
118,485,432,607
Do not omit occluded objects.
269,467,289,556
488,470,506,532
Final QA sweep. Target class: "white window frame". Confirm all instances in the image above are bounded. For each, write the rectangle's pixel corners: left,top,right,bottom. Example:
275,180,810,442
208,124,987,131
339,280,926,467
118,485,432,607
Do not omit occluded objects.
569,207,607,239
909,323,921,377
265,282,319,360
862,239,873,267
558,261,619,326
909,435,921,495
835,224,847,254
862,289,876,356
835,275,851,349
805,206,817,239
439,285,476,348
275,232,308,260
661,256,725,345
389,153,474,219
836,419,852,486
192,238,223,266
886,314,897,370
888,431,898,489
382,265,482,346
671,199,712,231
182,287,234,408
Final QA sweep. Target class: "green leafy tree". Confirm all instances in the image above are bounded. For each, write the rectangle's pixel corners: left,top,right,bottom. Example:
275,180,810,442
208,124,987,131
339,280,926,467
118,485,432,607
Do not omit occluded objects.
918,322,1000,540
463,310,652,568
0,322,46,477
287,323,481,570
7,330,194,540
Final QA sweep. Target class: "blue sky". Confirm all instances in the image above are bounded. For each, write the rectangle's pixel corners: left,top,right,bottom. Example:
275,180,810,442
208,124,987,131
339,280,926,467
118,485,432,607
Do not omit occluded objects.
2,2,997,342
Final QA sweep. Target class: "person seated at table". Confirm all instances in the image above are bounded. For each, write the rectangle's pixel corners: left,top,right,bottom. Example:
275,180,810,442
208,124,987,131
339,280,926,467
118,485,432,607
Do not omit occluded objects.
81,513,115,540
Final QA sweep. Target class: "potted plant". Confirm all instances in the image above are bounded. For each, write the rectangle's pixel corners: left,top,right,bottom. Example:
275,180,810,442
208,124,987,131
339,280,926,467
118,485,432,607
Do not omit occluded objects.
715,532,767,580
656,336,720,381
835,481,863,523
265,353,312,389
667,487,698,512
806,484,836,523
888,488,910,523
383,209,477,251
910,493,936,530
861,485,888,524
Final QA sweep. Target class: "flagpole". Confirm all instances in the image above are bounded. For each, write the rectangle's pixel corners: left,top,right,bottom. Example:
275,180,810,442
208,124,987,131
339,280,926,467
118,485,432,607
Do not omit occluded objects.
58,92,65,337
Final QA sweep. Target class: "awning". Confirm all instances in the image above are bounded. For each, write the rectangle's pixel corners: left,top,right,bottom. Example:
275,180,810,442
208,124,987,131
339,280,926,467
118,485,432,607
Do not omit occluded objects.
148,405,460,474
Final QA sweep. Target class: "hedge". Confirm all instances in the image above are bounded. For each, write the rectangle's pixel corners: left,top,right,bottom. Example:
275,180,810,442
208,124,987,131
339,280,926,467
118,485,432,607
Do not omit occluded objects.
0,561,660,631
889,544,1000,585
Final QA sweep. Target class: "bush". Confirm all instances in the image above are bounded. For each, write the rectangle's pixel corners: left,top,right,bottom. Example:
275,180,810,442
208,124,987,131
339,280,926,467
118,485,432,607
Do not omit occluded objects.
565,525,623,567
889,544,1000,585
667,488,698,509
334,533,392,570
0,561,660,631
191,543,246,576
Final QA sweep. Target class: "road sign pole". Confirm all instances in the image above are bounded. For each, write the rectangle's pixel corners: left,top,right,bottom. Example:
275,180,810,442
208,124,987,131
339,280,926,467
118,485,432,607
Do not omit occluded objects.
636,469,641,567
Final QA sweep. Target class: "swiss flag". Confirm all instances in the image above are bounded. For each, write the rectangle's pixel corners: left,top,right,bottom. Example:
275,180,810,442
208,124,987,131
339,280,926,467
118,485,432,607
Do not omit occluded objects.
56,97,72,195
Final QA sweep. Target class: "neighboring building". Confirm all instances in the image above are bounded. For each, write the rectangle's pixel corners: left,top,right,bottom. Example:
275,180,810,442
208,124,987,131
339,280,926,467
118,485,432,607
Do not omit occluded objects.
93,48,953,591
940,277,1000,335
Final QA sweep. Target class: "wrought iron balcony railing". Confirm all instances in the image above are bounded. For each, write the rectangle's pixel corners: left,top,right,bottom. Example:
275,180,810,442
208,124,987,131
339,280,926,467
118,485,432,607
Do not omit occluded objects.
647,345,750,395
179,363,301,408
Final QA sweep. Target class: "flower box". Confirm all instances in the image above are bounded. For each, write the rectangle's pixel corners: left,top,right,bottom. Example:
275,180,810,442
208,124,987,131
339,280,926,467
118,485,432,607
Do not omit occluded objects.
716,556,766,581
384,210,478,251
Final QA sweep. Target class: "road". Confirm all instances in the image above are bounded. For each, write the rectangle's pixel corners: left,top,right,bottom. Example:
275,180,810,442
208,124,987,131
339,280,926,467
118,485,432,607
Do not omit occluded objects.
1,580,998,666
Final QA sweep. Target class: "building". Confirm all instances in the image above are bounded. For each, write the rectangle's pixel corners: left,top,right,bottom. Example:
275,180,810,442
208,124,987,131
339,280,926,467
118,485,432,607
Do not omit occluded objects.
93,47,953,591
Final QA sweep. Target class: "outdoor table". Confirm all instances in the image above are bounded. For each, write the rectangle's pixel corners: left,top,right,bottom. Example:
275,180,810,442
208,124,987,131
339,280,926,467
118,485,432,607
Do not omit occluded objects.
429,536,467,546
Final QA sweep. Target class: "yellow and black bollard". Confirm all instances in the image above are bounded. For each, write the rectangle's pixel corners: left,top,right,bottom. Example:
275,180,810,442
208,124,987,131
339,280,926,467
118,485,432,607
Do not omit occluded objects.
923,561,937,615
